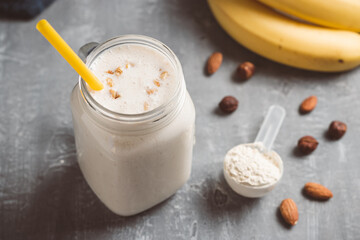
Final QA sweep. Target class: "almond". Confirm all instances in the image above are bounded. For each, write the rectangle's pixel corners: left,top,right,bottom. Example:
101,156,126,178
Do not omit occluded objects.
207,52,223,75
160,71,168,80
280,198,299,226
106,78,113,87
144,101,149,111
303,182,333,200
109,89,120,99
300,95,317,113
146,88,158,95
153,80,161,87
115,67,123,76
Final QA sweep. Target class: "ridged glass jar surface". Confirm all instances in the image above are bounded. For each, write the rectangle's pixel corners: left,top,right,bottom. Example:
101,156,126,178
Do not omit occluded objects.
70,35,195,216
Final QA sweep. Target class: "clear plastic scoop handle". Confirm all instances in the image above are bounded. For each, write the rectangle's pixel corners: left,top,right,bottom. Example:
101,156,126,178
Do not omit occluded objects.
254,105,286,151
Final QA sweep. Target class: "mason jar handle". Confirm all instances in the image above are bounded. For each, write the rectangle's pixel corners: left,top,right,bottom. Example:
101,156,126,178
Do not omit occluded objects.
78,42,99,62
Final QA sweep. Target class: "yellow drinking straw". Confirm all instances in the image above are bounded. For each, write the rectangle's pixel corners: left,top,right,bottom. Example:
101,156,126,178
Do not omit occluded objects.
36,19,103,91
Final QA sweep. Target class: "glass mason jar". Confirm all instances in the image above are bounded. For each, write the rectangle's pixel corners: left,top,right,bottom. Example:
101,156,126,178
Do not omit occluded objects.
70,35,195,216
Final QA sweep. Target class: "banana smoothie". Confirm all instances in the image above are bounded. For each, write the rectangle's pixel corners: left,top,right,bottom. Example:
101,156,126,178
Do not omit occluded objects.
71,35,195,216
88,44,177,114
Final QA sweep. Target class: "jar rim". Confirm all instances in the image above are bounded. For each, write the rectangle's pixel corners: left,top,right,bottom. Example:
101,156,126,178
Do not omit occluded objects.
79,34,185,123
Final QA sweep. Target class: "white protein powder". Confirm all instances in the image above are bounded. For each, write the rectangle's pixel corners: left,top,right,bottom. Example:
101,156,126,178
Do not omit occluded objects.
224,142,281,186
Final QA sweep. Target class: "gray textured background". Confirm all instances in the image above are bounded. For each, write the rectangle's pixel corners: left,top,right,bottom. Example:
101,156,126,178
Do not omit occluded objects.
1,0,360,239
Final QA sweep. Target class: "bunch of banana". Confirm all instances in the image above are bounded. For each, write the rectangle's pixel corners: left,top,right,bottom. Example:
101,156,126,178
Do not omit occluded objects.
208,0,360,72
258,0,360,32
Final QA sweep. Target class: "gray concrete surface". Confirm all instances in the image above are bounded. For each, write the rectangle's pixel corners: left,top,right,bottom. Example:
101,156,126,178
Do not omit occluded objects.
1,0,360,239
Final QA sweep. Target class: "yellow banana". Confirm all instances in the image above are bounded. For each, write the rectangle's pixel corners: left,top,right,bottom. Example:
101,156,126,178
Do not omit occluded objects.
208,0,360,72
258,0,360,32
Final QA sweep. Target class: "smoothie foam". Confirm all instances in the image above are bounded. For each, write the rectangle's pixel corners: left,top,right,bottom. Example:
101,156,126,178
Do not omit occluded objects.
88,44,177,114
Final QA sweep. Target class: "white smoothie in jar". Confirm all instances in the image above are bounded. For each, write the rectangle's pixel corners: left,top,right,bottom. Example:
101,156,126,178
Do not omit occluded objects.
70,35,195,216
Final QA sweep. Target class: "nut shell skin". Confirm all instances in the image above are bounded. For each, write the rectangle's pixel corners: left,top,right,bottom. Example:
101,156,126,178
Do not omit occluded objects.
304,182,333,200
300,96,317,113
280,198,299,226
219,96,238,113
297,136,318,154
237,61,255,80
207,52,223,75
328,121,347,140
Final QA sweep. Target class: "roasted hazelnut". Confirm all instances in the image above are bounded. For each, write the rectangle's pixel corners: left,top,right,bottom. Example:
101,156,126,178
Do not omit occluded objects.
237,61,255,80
328,121,347,140
219,96,238,113
297,136,318,154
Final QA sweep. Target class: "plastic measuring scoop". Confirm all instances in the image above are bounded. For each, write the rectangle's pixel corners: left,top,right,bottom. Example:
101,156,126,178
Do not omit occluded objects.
36,19,103,91
254,105,286,151
223,105,286,198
